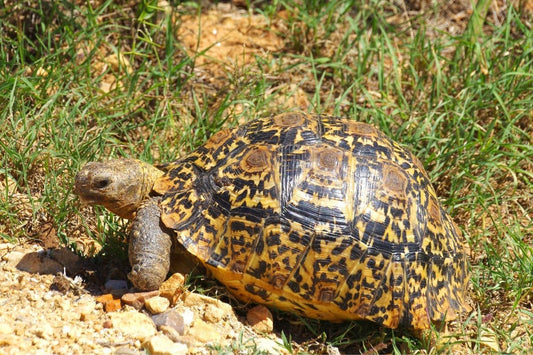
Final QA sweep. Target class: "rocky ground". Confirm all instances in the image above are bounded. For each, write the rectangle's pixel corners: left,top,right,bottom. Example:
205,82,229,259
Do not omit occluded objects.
0,242,298,355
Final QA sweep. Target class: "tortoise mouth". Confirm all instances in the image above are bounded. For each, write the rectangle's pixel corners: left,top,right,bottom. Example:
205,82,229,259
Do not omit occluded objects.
73,174,91,200
75,190,109,205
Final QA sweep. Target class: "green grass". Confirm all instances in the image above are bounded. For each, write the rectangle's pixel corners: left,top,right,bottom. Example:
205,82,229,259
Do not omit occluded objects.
1,0,532,353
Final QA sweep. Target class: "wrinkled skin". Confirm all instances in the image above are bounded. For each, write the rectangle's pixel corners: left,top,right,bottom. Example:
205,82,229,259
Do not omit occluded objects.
75,159,173,289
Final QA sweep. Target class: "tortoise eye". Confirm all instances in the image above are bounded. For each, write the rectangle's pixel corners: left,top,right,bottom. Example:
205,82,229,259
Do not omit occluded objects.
94,177,111,189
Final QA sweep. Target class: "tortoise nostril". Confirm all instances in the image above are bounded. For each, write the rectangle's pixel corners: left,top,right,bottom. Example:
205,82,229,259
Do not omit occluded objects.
94,178,111,189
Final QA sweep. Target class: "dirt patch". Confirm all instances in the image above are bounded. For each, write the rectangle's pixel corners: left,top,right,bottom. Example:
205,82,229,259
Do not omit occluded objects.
177,5,284,74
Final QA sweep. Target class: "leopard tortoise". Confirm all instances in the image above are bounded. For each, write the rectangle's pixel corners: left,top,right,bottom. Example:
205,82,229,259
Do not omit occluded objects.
74,112,469,329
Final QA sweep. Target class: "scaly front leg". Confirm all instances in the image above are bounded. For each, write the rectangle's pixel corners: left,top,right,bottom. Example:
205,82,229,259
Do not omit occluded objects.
128,197,172,291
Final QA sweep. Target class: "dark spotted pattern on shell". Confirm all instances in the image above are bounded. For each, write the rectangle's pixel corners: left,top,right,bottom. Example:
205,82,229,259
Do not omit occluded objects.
153,113,468,329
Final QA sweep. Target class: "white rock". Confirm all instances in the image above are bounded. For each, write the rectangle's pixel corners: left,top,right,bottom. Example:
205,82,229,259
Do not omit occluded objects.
143,335,188,355
110,311,156,341
181,308,194,327
327,344,342,355
0,323,13,335
2,251,25,266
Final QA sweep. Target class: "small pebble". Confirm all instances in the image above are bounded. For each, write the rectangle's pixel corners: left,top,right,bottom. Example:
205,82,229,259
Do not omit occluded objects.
143,334,188,355
96,293,122,312
145,296,170,314
159,325,181,342
159,273,185,305
34,327,53,340
104,298,122,312
114,347,140,355
151,308,194,335
121,290,160,310
110,311,156,341
96,294,114,304
79,311,93,322
327,344,342,355
188,319,223,343
246,305,273,333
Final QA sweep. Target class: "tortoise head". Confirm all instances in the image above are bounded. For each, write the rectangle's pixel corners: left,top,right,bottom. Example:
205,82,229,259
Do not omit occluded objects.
74,159,164,219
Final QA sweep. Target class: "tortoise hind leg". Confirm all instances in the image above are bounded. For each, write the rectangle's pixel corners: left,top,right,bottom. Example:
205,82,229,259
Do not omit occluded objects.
128,197,172,290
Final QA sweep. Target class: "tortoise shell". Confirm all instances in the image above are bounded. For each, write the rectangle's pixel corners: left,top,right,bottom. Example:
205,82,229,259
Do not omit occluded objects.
154,112,468,329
